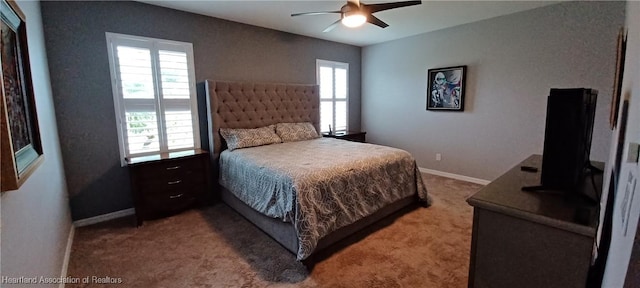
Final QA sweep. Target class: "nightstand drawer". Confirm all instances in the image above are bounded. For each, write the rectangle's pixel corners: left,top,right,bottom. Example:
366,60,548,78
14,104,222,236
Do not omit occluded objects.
132,156,204,182
138,176,205,195
145,188,199,213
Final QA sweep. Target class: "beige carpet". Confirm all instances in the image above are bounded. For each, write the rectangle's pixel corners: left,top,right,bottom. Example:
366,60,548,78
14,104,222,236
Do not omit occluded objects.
67,174,482,287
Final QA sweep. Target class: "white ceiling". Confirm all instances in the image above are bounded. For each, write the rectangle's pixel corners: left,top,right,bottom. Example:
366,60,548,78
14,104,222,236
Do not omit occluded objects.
138,0,560,47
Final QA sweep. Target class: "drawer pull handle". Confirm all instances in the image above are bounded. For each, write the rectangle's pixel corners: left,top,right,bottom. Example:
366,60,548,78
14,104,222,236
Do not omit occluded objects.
166,166,181,170
167,180,182,185
169,194,184,199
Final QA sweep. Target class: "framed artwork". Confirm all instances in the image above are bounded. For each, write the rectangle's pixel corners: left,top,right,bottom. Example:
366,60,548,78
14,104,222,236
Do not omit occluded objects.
427,65,466,111
1,0,43,192
610,27,627,130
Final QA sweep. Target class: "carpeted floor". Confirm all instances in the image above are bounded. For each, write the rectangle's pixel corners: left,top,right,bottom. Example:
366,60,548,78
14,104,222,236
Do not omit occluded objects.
67,174,483,287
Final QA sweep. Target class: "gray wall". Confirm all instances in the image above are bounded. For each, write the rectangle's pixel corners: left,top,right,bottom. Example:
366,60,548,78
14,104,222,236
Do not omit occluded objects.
362,1,625,181
40,1,361,220
603,1,640,286
1,0,73,281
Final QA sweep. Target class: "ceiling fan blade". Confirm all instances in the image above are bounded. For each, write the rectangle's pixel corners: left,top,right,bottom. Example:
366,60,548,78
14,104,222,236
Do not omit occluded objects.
291,11,341,17
323,19,342,33
367,15,389,28
363,1,422,14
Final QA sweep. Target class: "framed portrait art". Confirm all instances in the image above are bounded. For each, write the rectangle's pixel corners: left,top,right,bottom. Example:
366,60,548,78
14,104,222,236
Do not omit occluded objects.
1,0,44,192
426,65,466,111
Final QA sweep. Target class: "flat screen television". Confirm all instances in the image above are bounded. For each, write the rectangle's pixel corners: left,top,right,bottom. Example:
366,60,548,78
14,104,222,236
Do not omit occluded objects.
531,88,599,203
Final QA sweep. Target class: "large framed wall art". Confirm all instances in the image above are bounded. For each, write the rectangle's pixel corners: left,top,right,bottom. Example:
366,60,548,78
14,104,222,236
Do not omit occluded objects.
1,0,44,192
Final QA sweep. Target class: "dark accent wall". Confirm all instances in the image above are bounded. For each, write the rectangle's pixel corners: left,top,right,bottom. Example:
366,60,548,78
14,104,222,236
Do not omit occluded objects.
40,1,361,220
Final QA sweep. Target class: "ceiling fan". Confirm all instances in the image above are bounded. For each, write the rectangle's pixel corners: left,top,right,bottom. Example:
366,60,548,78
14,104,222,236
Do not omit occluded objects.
291,0,422,32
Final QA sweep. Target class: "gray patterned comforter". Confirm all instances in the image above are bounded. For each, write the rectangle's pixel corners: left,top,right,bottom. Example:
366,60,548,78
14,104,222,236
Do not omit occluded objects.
219,138,430,260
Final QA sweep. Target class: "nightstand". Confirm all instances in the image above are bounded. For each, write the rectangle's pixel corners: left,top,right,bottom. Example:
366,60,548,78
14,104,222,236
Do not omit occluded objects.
127,149,210,226
322,131,366,143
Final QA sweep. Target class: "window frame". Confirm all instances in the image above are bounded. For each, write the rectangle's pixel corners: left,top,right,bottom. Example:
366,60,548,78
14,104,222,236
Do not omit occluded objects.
106,32,200,166
316,59,349,133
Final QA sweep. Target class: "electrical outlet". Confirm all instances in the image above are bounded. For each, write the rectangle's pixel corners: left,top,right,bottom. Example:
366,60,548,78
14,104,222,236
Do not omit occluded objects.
436,153,442,161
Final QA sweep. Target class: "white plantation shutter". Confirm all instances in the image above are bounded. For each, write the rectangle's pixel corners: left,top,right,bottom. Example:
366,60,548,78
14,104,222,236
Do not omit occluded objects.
116,46,160,155
106,33,200,164
159,50,190,99
316,59,349,133
164,107,195,150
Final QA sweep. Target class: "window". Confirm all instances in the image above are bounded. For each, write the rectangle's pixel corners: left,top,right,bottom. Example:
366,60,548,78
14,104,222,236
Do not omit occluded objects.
316,59,348,133
106,33,200,165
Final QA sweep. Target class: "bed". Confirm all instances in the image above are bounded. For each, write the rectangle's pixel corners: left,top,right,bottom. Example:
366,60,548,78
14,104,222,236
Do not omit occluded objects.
199,80,430,261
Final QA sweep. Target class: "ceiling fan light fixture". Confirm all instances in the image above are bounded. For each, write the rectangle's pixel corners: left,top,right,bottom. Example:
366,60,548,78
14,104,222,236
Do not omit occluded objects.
292,0,422,32
341,13,366,28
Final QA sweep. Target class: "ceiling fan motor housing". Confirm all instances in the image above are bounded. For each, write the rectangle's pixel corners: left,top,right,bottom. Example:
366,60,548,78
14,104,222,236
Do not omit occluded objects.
341,2,361,18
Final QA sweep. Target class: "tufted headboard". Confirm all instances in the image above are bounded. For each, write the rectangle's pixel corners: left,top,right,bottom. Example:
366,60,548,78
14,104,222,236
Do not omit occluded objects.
201,80,320,158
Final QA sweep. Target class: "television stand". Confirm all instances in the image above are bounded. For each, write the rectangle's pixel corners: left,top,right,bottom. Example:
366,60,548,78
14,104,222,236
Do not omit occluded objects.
521,185,599,206
521,163,603,206
466,155,603,288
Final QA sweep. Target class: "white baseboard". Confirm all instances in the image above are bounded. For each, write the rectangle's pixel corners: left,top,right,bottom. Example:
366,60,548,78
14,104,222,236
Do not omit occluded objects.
59,225,75,288
73,208,135,227
419,167,491,185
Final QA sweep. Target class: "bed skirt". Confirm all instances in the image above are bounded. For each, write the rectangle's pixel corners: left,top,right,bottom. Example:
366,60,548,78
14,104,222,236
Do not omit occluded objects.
220,186,417,259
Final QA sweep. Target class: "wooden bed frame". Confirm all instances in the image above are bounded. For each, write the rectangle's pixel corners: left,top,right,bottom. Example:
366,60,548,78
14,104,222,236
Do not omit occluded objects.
198,80,418,261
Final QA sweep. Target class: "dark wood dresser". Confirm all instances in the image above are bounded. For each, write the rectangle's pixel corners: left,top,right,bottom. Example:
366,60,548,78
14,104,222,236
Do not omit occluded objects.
322,131,366,142
466,154,603,288
127,149,210,226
